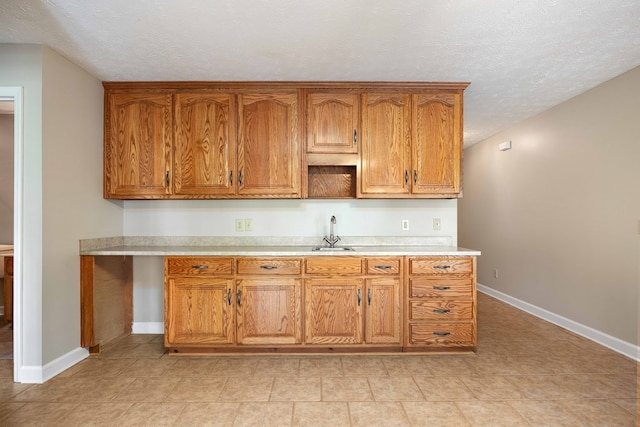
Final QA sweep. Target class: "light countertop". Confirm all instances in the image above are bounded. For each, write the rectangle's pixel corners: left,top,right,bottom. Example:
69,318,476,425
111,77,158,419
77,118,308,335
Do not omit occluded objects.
79,237,480,257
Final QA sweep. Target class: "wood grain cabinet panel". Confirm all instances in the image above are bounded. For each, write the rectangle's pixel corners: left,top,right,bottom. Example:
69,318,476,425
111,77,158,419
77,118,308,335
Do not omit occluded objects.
236,279,302,345
104,92,172,198
360,92,411,195
237,91,301,197
174,93,236,196
165,277,235,346
305,278,364,344
237,258,302,275
306,92,359,154
365,277,401,344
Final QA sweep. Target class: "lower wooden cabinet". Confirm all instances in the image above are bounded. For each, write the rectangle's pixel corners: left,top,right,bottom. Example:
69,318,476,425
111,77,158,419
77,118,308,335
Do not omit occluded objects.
236,279,302,345
164,255,475,352
165,277,235,346
305,278,364,344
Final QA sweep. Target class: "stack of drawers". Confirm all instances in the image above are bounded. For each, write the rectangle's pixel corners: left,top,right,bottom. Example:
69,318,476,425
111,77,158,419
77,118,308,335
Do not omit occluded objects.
406,257,476,347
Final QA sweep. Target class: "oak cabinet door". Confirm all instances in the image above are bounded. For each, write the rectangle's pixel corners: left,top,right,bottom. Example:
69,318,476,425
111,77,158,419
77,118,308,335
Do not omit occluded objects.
165,278,234,346
174,93,236,196
237,92,301,197
412,93,462,195
105,92,172,198
365,278,401,344
305,278,363,344
360,92,411,195
236,279,302,345
307,92,359,154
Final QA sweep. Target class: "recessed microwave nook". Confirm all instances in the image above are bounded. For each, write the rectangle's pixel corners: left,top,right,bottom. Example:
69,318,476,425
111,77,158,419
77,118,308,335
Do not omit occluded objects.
307,165,357,198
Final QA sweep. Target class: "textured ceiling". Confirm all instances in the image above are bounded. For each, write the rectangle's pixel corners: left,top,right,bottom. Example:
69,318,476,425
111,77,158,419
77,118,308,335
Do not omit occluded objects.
1,0,639,146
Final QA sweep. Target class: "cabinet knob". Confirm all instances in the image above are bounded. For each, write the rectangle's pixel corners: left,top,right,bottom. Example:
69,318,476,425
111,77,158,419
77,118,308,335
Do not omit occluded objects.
357,288,361,306
433,265,451,270
433,286,451,290
260,265,277,270
367,288,371,306
374,265,392,270
227,288,231,305
433,331,451,337
404,170,409,186
433,309,451,314
353,129,357,145
191,265,209,270
237,289,242,306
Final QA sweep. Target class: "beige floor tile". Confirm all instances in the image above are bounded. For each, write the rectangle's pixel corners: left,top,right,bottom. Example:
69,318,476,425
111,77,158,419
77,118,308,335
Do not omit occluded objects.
118,357,178,377
382,356,431,376
1,402,79,425
51,402,133,426
270,376,321,401
164,358,221,377
508,399,589,426
367,376,424,401
116,402,186,426
219,376,274,401
233,402,293,427
341,356,388,376
321,377,373,401
292,401,350,426
349,401,411,426
559,399,638,426
173,402,241,426
413,375,476,401
113,376,182,402
402,401,471,426
167,377,228,402
459,375,527,400
67,357,137,378
255,357,301,376
423,355,478,376
214,357,259,376
455,400,530,427
299,357,343,377
508,375,572,400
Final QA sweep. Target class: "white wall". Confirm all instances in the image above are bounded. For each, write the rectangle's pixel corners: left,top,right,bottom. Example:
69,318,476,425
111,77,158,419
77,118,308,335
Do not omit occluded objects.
125,198,458,325
1,44,125,381
459,66,640,349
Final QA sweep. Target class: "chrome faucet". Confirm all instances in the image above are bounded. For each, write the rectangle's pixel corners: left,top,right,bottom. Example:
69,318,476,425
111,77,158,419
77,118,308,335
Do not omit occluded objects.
323,215,341,248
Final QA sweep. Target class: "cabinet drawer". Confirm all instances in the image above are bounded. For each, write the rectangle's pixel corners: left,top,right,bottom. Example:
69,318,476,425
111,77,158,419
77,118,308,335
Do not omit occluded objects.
237,258,302,275
409,257,473,275
408,322,475,346
410,300,473,321
366,258,401,275
410,278,473,298
167,257,233,276
305,257,363,275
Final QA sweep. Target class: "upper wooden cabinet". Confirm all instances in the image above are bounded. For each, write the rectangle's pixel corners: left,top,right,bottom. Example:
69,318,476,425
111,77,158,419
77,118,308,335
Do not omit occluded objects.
104,91,172,198
173,93,236,197
306,92,359,154
103,82,466,199
360,91,463,198
237,92,301,197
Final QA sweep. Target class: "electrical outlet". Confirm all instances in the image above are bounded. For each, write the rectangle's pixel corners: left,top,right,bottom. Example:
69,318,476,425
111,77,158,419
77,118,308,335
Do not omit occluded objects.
433,218,441,231
235,219,244,232
245,218,253,231
401,220,409,231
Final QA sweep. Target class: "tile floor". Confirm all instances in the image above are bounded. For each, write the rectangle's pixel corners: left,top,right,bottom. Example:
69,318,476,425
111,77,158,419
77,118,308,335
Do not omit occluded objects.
0,293,637,426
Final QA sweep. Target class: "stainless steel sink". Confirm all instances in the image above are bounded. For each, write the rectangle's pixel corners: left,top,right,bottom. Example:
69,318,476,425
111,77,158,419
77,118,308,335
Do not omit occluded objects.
311,246,355,251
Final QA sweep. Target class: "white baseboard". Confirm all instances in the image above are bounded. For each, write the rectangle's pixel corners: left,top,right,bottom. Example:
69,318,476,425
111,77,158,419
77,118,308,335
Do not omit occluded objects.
132,322,164,334
478,283,640,361
20,347,89,384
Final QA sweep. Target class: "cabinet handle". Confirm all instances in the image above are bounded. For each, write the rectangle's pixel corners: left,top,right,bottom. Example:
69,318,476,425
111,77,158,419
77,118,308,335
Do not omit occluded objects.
165,171,170,186
433,331,451,337
433,309,451,314
357,288,361,306
367,288,371,306
260,265,277,270
413,170,417,185
433,265,451,270
229,171,233,185
227,288,231,305
404,170,409,186
237,289,241,306
353,129,357,145
191,265,209,270
238,169,243,186
433,286,451,290
374,265,392,270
